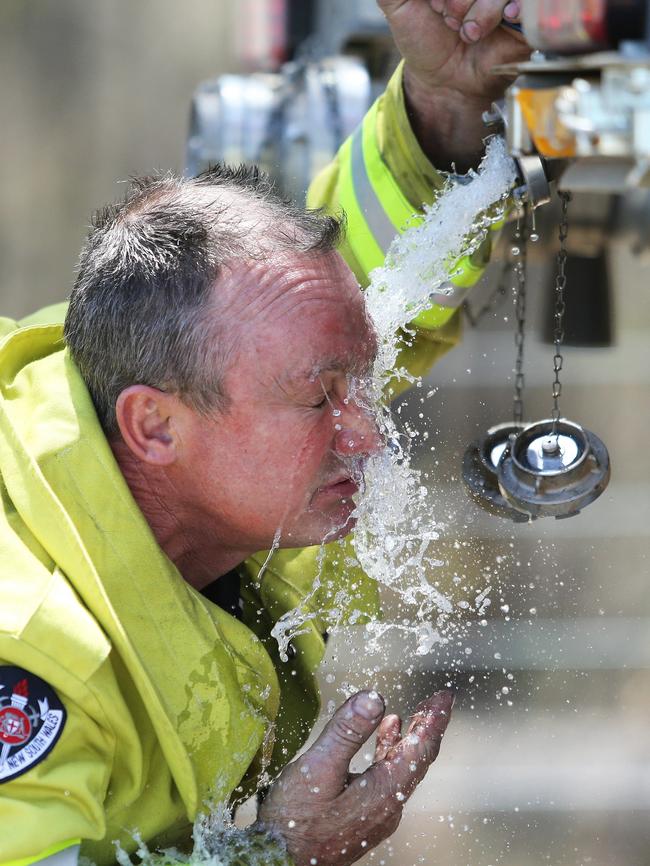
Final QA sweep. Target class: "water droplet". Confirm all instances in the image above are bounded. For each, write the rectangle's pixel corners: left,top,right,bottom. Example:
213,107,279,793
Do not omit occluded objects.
395,791,406,801
529,232,539,242
288,819,296,828
334,423,342,431
332,408,341,417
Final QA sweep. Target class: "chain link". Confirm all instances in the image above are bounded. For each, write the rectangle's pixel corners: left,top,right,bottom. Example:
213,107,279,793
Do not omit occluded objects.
512,219,528,424
551,191,571,433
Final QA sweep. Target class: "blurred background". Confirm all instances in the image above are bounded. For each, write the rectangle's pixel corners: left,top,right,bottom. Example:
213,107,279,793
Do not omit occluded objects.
0,0,242,317
2,2,649,864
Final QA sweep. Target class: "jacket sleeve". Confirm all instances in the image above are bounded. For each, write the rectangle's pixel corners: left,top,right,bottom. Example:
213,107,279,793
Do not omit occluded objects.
0,655,114,865
0,650,297,866
307,60,499,373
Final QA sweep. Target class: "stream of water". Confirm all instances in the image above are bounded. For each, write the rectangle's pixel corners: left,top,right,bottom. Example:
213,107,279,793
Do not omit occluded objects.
273,135,516,660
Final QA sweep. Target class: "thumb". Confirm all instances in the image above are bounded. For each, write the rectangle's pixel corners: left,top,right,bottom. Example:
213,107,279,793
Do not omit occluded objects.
301,690,386,797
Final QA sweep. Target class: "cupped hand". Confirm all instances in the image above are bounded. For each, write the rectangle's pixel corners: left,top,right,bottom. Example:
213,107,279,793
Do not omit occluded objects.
256,689,454,866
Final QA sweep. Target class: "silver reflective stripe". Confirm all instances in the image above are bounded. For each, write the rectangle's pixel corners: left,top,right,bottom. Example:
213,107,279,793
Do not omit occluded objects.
350,124,399,254
32,845,80,866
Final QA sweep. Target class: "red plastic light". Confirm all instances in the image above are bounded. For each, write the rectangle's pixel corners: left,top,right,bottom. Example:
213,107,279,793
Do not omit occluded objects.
522,0,609,51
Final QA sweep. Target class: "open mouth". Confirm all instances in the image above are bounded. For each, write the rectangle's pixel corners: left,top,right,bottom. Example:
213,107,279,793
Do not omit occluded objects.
315,457,367,503
323,477,359,497
314,471,365,501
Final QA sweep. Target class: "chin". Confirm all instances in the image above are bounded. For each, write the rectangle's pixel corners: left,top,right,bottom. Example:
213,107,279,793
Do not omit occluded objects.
283,508,357,549
311,507,357,545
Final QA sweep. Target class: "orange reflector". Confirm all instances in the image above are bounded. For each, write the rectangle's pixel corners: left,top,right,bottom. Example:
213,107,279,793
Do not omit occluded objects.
516,88,577,158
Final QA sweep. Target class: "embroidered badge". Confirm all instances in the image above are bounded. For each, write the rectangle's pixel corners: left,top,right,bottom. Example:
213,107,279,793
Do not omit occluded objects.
0,666,66,783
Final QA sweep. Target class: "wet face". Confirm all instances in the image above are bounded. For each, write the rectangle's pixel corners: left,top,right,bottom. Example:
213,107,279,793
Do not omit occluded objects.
177,251,382,554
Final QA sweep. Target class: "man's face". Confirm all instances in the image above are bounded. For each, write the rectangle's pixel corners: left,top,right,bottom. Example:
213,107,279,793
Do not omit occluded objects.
177,250,381,554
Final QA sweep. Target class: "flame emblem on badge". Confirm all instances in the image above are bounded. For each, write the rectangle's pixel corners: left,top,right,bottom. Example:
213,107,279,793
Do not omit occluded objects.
0,679,32,748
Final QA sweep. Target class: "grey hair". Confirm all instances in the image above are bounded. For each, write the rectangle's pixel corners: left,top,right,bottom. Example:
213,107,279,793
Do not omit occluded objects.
64,164,344,435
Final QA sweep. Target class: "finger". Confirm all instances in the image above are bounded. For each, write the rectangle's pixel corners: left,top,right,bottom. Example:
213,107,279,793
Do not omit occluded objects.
370,690,454,801
442,0,473,31
302,690,386,797
503,0,520,21
373,713,402,762
405,689,454,746
400,690,454,786
458,0,515,44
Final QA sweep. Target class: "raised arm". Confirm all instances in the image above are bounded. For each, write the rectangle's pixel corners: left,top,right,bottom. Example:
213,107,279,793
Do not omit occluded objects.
380,0,530,172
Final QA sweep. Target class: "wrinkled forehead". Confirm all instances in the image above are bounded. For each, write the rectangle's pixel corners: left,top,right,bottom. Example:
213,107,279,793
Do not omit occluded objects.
216,250,377,382
216,249,373,334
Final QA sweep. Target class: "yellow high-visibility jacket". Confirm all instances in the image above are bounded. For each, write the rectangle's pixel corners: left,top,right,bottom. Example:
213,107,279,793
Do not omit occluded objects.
0,64,493,865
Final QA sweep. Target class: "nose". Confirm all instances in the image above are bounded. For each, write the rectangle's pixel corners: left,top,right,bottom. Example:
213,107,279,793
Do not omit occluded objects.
332,400,384,457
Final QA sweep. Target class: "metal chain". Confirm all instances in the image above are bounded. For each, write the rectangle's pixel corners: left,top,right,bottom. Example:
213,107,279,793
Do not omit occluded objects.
512,218,528,424
551,191,571,433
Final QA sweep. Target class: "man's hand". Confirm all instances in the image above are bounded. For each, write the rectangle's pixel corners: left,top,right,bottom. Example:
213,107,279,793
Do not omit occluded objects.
378,0,532,171
256,689,454,866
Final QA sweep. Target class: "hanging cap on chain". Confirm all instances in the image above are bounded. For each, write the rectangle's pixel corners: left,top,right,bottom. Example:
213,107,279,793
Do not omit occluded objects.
463,422,533,522
498,418,610,519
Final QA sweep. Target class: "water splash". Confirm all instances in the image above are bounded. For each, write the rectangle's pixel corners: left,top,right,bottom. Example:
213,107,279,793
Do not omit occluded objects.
366,136,516,374
270,530,334,662
257,527,282,583
350,137,516,648
113,805,289,866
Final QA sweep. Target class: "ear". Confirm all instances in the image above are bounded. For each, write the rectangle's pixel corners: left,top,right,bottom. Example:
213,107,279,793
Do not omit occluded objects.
115,385,180,466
